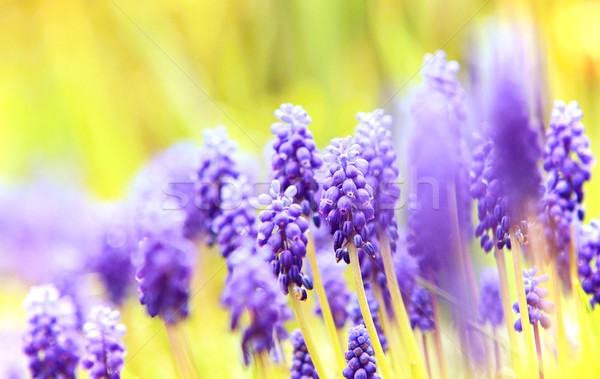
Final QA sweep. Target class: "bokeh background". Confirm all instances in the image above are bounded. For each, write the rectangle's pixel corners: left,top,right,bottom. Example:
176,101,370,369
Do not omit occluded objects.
1,0,600,377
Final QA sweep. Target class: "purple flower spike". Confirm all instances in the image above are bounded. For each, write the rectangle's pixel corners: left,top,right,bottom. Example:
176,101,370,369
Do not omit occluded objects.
136,237,194,323
195,126,241,242
290,329,319,379
319,136,375,264
81,306,126,379
258,180,312,299
478,268,504,326
342,324,381,379
541,101,595,281
577,220,600,306
271,104,323,224
409,287,435,332
212,177,258,266
349,288,388,352
22,285,80,379
512,267,556,332
222,257,290,365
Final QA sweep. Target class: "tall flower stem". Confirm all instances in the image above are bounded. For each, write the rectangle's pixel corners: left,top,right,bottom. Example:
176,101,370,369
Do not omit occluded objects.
492,327,501,373
373,283,405,378
533,324,544,379
379,232,426,378
428,271,448,379
494,245,521,375
305,230,345,370
348,242,394,379
289,288,330,379
165,323,199,379
548,260,568,375
421,332,433,379
510,234,538,379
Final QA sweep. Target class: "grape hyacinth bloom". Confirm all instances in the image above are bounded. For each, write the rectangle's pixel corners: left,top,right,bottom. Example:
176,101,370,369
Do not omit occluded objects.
478,268,504,326
195,126,241,242
314,255,350,328
513,267,556,332
22,285,80,379
342,324,381,379
212,176,257,264
136,237,194,323
319,136,375,264
409,287,435,331
222,257,290,365
542,101,595,279
349,288,388,351
394,251,419,301
271,103,323,224
408,50,471,272
577,220,600,306
258,180,313,299
290,329,319,379
81,306,126,379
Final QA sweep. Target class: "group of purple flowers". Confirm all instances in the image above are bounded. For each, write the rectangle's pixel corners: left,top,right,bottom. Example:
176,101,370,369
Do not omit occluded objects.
14,42,599,379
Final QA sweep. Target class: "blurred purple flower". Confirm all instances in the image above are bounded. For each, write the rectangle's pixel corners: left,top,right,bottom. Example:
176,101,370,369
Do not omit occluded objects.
478,268,504,326
409,287,435,332
349,287,388,352
314,255,350,329
578,220,600,306
290,329,319,379
513,267,555,332
81,306,126,379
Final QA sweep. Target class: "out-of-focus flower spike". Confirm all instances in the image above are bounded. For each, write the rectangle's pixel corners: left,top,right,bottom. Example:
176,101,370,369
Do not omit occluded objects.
478,268,504,326
409,287,435,332
349,289,388,352
22,285,80,379
290,329,319,379
577,220,600,306
81,306,126,379
513,267,556,332
314,255,350,329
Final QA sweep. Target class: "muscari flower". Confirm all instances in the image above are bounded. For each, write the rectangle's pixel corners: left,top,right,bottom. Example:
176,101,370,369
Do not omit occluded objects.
478,268,504,327
409,287,435,332
349,287,388,352
81,306,126,379
319,137,375,265
314,254,350,329
221,256,290,365
342,324,381,379
577,220,600,306
136,237,194,323
258,180,313,299
290,329,319,379
195,126,241,242
22,284,80,379
212,176,258,265
408,50,471,273
271,103,323,224
513,267,556,332
541,101,595,282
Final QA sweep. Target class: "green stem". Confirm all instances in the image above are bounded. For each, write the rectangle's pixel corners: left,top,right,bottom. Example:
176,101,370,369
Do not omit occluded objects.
305,230,345,370
289,289,330,379
548,260,568,376
428,271,448,379
422,332,432,379
533,323,544,379
348,243,394,379
494,245,521,376
510,235,538,379
379,231,427,378
373,283,403,378
165,322,199,379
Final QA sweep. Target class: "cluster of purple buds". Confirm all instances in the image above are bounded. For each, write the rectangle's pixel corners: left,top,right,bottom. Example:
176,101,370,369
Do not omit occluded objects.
349,288,388,352
409,287,435,332
542,101,594,256
195,126,241,242
290,329,319,379
478,268,504,327
81,306,126,379
258,180,313,299
212,177,257,263
343,324,381,379
513,267,556,332
22,285,80,379
271,103,323,225
578,220,600,306
470,138,513,252
136,237,194,323
221,257,290,365
319,137,375,264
